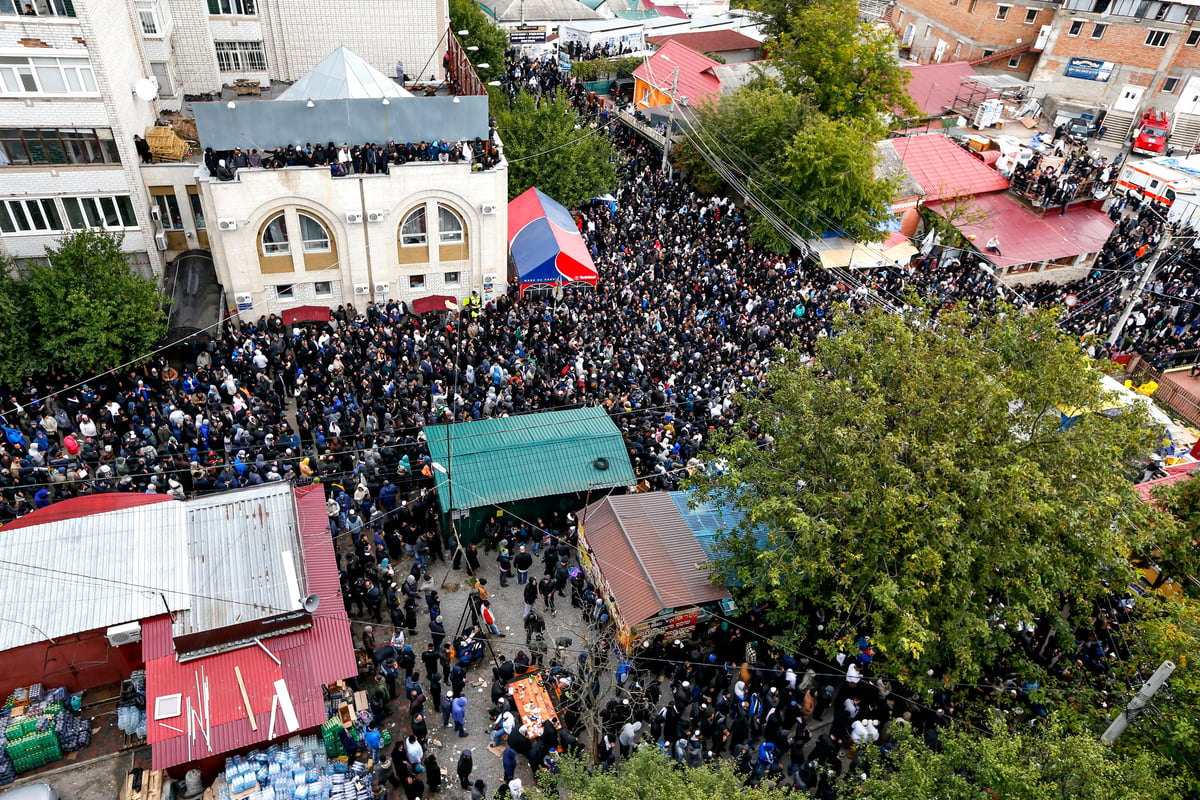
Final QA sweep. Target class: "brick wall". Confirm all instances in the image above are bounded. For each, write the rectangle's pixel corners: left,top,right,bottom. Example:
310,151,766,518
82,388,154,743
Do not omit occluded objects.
895,0,1053,61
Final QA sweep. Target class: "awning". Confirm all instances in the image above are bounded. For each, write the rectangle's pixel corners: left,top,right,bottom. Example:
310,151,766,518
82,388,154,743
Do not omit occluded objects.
281,305,331,325
411,294,459,314
508,187,598,296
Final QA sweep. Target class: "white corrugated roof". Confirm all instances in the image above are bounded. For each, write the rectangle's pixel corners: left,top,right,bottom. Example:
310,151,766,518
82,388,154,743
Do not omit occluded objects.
278,46,413,100
0,500,191,651
174,482,304,637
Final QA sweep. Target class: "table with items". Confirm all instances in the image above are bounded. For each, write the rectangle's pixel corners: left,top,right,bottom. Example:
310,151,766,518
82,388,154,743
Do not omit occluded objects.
506,673,559,738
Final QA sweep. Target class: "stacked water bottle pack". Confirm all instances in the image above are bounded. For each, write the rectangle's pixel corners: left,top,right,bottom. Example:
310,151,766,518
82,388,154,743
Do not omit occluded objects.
219,738,351,800
116,671,148,740
0,684,93,782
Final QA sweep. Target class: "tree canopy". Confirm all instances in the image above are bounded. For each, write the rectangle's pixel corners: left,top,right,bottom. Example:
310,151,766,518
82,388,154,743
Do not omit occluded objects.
674,85,893,251
0,229,168,383
448,0,507,84
691,303,1161,688
549,748,788,800
492,89,618,207
852,715,1178,800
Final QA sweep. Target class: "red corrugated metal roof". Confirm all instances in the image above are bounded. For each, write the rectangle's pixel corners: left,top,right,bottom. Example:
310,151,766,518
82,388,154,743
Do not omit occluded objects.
1136,462,1199,502
2,493,173,531
901,61,978,118
890,134,1010,201
646,30,762,54
633,41,723,108
928,191,1115,268
146,486,355,769
581,493,730,627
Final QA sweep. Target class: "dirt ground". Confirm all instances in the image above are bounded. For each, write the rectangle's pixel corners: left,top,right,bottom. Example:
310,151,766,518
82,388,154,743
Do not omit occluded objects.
4,749,136,800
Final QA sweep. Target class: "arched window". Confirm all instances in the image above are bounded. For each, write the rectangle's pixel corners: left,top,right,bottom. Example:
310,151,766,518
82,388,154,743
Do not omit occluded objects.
437,205,464,244
261,213,289,255
298,212,330,253
401,207,427,246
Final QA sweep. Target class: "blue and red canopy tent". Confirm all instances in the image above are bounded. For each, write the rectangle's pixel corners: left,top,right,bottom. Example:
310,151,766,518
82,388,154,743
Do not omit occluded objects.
508,187,599,297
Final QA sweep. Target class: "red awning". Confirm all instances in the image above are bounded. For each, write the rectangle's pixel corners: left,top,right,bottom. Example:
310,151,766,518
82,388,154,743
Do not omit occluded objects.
411,295,459,314
281,305,331,325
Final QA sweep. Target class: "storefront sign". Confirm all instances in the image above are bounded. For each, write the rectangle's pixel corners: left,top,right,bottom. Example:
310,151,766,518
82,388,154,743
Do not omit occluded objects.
1064,58,1114,83
510,26,547,44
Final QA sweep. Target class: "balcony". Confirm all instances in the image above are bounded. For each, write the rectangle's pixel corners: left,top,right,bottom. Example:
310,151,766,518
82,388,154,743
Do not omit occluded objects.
134,0,172,39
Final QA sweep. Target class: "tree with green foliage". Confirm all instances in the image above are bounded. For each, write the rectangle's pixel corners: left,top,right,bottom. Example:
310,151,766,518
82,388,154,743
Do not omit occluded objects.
747,0,916,129
0,267,36,387
852,715,1179,800
690,303,1163,689
673,83,813,194
14,229,168,377
492,89,618,207
448,0,508,84
548,748,788,800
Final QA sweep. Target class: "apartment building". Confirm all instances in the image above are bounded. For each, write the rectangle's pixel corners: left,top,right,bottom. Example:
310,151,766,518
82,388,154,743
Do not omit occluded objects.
0,0,448,284
891,0,1200,150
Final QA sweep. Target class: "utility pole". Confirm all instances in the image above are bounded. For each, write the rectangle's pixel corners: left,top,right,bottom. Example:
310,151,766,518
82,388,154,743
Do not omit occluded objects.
1102,660,1175,743
660,66,680,174
1105,229,1174,348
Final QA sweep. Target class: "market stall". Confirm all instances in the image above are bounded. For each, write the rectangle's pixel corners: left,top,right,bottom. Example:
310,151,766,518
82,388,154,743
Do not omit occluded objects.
0,683,93,784
578,492,732,651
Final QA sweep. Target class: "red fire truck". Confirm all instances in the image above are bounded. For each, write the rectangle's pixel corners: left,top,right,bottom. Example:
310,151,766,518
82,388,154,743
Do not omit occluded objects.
1132,110,1171,156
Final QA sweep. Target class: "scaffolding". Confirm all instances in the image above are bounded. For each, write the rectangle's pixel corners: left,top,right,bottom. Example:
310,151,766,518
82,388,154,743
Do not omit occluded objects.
952,74,1033,119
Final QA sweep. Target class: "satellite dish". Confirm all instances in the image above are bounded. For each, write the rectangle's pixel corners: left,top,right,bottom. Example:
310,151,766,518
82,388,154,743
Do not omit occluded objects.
134,77,158,101
301,594,321,613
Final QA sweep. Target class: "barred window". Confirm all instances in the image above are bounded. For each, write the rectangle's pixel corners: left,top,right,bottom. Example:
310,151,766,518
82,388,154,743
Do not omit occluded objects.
214,41,266,72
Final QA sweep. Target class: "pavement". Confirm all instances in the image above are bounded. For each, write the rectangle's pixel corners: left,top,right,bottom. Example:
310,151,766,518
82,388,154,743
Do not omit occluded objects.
351,545,604,797
4,749,136,800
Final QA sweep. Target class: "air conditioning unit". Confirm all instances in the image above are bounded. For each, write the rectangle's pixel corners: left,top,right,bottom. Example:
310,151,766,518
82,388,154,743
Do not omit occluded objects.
149,207,161,222
154,231,168,251
353,283,370,295
234,292,253,306
217,218,238,231
481,203,498,215
366,210,386,223
374,282,390,294
346,212,364,224
106,621,142,647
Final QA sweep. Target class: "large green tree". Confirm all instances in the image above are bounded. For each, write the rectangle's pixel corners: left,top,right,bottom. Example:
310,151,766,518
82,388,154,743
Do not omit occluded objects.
0,265,36,386
691,304,1162,688
850,715,1179,800
549,748,787,800
448,0,507,84
493,89,618,207
22,229,167,376
753,0,916,128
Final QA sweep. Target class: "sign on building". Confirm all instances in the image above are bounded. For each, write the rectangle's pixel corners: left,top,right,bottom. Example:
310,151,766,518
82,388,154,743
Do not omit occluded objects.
510,26,547,44
1065,57,1115,83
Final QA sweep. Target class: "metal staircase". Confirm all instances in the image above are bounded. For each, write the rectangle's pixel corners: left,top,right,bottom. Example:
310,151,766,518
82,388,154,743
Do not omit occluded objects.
969,43,1031,66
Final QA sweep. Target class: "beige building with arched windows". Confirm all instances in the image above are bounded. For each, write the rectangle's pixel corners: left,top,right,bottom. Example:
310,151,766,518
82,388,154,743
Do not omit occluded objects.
136,45,507,323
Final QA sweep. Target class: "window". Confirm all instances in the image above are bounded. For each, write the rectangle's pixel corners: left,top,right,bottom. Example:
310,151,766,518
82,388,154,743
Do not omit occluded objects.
924,24,932,38
1024,7,1037,22
1146,29,1171,47
298,213,330,253
1156,2,1172,19
214,41,267,72
953,41,963,57
275,284,294,299
995,5,1010,19
0,0,76,17
313,280,332,297
409,275,426,289
1068,19,1084,35
950,0,959,6
0,128,119,166
134,0,167,36
1164,76,1181,92
968,0,978,11
1008,54,1023,68
1091,23,1107,38
208,0,255,13
154,193,183,230
438,205,464,244
1187,29,1200,45
401,207,427,245
0,55,97,96
261,213,289,255
443,271,461,287
188,191,206,229
0,194,135,234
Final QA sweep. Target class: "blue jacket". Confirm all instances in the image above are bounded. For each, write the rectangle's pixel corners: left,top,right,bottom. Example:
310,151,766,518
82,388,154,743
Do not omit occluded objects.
452,697,468,724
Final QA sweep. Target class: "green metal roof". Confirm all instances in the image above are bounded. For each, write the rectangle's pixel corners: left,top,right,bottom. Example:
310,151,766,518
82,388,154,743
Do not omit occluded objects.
425,407,636,513
615,9,660,18
578,0,606,9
